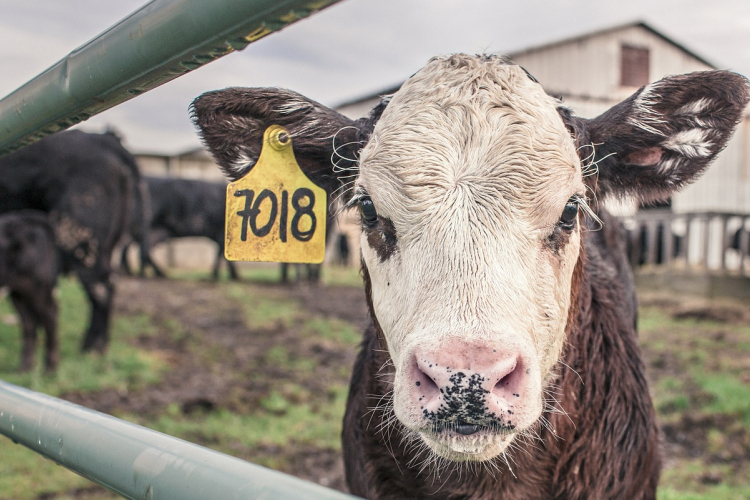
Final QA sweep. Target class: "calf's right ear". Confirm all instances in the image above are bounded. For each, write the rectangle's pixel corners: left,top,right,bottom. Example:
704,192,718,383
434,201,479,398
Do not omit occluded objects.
562,70,750,204
191,88,375,193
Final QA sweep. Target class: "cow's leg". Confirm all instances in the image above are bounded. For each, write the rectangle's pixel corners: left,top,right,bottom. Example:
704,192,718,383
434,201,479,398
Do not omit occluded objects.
144,232,167,278
143,251,167,278
227,259,239,281
280,263,289,283
211,246,222,281
120,241,133,275
216,242,239,281
77,268,114,353
39,290,59,373
308,264,322,283
10,292,37,372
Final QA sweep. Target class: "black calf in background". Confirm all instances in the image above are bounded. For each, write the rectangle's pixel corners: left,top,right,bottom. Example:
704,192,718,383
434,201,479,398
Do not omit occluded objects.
0,130,139,352
0,211,59,372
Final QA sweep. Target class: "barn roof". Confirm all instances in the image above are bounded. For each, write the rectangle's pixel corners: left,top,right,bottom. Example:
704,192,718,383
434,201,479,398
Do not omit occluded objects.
509,21,715,68
335,20,716,109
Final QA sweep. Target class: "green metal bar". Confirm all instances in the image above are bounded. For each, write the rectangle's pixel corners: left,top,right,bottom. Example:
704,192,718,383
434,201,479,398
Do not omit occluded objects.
0,380,359,499
0,0,343,155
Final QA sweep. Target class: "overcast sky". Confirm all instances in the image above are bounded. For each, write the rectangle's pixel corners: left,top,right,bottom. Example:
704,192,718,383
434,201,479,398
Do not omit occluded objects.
0,0,748,155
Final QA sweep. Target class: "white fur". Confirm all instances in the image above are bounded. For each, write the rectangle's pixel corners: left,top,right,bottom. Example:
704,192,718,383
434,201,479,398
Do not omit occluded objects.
629,82,667,136
676,98,713,116
662,128,713,158
356,55,585,461
229,152,254,174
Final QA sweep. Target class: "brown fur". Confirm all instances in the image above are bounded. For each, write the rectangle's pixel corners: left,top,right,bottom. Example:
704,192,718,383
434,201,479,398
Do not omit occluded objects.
343,210,659,499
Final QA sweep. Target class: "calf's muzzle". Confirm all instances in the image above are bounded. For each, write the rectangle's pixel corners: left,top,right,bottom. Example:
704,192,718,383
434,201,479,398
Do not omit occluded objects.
409,341,535,432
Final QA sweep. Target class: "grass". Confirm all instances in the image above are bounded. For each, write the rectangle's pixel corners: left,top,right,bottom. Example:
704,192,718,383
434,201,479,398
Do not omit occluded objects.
123,383,349,462
0,270,360,500
3,276,749,499
638,304,750,499
0,277,171,500
0,278,166,396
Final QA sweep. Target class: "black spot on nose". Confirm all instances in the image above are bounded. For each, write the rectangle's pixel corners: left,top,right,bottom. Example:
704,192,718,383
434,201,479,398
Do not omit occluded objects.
455,424,482,435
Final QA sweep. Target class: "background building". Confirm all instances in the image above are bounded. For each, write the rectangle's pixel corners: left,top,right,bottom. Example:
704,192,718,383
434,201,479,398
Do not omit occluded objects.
138,21,749,276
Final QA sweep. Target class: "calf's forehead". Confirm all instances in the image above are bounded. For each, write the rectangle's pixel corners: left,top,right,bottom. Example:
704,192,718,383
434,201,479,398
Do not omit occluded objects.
358,56,582,229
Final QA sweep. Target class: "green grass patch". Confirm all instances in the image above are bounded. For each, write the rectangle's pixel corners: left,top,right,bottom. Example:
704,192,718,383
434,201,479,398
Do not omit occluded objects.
659,460,750,499
0,278,167,396
322,266,363,288
123,383,349,458
696,374,750,425
303,317,360,346
225,283,302,329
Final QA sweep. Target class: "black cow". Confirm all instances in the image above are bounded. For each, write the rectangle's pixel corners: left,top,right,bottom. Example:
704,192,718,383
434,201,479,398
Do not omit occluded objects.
0,211,59,372
0,130,141,352
120,176,239,280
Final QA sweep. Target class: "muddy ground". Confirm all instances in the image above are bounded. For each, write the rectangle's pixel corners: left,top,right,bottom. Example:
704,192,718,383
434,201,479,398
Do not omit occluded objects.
64,275,369,495
57,276,750,498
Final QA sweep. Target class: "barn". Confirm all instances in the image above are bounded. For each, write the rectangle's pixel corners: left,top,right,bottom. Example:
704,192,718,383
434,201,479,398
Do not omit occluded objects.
335,21,750,286
126,21,750,284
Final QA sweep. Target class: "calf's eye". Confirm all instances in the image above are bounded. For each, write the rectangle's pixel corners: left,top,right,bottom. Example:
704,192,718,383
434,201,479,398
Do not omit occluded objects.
559,200,579,229
359,197,378,226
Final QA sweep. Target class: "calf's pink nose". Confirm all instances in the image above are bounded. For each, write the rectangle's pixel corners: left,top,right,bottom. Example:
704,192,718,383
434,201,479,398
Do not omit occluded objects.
410,344,527,425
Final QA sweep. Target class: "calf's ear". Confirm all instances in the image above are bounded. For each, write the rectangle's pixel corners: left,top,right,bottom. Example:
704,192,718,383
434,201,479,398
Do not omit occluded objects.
191,88,384,193
562,71,750,203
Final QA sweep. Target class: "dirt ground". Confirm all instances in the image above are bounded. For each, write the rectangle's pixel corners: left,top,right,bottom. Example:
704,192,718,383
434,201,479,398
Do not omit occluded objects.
63,275,369,494
55,275,750,498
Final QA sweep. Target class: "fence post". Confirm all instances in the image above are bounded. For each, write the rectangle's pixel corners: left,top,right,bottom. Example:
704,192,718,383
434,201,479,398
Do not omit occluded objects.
719,214,729,272
702,215,711,271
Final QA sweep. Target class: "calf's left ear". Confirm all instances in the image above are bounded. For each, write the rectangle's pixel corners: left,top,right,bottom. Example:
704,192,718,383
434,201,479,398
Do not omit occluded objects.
190,87,378,193
563,70,750,203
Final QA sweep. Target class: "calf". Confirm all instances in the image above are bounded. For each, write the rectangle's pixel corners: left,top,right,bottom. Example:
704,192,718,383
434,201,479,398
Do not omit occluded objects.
0,130,137,352
192,55,749,499
120,176,238,280
0,211,59,372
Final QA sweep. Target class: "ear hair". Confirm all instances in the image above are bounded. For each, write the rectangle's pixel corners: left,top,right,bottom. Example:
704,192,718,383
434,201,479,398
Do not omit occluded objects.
560,71,750,204
191,88,362,192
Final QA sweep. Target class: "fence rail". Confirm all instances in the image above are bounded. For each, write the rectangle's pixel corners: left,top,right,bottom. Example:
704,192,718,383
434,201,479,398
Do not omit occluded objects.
0,0,342,156
623,209,750,276
0,0,358,498
0,381,358,500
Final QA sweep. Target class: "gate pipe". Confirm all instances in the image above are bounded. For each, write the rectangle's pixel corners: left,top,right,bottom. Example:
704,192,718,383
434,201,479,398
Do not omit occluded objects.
0,0,342,155
0,381,359,500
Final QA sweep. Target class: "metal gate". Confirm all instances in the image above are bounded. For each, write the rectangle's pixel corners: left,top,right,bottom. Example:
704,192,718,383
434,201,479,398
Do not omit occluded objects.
0,1,359,498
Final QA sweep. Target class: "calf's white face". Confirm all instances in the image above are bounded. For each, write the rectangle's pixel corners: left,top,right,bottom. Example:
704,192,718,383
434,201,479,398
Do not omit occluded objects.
354,56,584,460
192,55,748,465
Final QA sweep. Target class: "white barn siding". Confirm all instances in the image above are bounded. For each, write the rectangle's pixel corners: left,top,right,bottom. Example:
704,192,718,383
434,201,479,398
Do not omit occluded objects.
330,23,750,272
512,25,712,113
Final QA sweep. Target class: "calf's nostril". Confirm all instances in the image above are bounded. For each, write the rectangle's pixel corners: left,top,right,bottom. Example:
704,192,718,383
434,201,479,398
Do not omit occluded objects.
492,357,520,393
414,361,440,396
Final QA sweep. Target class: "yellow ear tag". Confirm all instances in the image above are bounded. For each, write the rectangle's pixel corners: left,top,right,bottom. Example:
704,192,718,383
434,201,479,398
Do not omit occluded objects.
224,125,327,263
